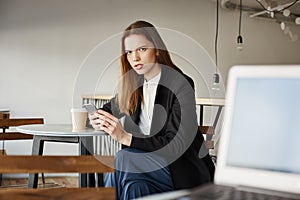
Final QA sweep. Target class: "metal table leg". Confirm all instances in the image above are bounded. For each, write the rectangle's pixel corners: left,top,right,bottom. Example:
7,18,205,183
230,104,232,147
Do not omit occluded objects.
28,136,79,188
79,136,95,187
28,136,44,188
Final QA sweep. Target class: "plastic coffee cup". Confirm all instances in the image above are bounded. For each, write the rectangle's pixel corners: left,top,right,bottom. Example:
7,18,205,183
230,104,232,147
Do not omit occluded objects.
71,108,88,131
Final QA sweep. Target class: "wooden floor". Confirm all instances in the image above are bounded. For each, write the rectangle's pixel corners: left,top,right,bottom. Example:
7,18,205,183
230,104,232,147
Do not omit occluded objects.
1,176,78,188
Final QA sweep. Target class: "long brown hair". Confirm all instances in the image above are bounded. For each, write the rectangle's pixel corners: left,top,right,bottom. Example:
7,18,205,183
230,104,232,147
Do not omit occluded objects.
118,20,181,115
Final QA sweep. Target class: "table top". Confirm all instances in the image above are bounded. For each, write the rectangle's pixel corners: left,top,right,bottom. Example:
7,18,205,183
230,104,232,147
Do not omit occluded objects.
16,124,106,137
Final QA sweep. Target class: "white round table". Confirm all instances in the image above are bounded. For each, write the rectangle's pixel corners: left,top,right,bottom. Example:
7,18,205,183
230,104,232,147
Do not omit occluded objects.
16,124,106,188
17,124,105,137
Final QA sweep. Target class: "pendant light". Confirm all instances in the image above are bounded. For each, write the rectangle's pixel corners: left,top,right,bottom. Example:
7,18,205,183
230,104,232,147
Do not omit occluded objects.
237,0,243,51
212,0,220,92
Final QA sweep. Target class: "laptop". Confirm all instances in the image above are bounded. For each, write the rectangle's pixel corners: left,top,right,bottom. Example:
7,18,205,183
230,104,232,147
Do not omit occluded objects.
138,65,300,200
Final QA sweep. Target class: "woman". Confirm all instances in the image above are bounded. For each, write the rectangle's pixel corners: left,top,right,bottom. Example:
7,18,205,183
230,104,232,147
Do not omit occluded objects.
89,20,215,200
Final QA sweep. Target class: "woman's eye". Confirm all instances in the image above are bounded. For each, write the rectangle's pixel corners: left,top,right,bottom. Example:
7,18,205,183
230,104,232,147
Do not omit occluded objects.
126,51,132,55
138,47,147,52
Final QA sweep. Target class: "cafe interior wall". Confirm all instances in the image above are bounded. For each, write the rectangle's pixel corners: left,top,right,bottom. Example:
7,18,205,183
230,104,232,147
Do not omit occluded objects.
0,0,300,166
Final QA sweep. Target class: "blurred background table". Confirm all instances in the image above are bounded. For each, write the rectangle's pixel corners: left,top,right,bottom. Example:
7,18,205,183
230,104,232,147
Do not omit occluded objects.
17,124,105,188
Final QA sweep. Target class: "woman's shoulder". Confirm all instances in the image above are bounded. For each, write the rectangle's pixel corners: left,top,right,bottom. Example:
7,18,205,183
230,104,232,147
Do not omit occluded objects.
181,73,195,89
160,66,195,90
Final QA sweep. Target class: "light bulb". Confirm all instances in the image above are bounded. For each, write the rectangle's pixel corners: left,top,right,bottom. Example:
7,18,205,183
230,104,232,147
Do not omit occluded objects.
237,35,243,50
283,9,290,17
280,22,285,30
296,17,300,25
212,73,220,92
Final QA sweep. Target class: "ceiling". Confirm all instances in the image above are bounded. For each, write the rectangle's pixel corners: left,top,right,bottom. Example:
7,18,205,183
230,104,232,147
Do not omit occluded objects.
221,0,300,23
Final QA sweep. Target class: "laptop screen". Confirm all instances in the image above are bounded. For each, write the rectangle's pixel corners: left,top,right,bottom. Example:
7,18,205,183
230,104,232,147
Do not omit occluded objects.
226,78,300,174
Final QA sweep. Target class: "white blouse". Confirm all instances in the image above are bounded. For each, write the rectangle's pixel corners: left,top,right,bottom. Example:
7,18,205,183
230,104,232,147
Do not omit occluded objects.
139,72,161,135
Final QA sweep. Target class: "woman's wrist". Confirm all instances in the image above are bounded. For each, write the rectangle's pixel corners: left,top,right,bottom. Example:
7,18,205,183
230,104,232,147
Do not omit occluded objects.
120,131,132,146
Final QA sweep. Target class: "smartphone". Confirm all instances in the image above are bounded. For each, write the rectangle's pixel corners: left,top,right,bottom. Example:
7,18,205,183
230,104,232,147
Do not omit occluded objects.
83,103,98,115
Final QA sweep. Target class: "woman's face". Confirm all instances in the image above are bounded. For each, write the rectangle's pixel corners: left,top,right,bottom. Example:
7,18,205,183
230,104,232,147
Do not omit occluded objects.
124,34,161,80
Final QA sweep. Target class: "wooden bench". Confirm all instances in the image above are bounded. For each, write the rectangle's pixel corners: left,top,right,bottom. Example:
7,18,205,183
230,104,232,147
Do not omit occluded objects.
0,155,115,200
0,187,115,200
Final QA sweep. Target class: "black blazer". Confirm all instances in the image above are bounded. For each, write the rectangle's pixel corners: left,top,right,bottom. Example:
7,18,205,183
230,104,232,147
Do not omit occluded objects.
102,66,215,189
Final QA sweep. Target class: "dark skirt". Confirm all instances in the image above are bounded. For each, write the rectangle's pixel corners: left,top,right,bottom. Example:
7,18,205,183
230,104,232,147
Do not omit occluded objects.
105,148,174,200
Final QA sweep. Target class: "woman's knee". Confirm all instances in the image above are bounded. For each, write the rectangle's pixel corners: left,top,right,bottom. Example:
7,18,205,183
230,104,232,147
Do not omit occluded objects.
122,181,156,199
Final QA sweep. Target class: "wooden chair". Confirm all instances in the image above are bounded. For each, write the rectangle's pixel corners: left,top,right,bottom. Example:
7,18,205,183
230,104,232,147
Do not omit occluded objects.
0,155,115,200
199,125,217,164
0,118,44,140
199,126,215,150
0,117,44,186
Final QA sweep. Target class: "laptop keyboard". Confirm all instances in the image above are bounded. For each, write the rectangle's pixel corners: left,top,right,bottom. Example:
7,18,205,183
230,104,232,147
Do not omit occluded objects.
180,184,300,200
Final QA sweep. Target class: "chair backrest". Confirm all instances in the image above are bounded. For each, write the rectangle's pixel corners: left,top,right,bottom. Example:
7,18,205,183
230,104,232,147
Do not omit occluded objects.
0,118,44,140
199,126,215,149
0,111,10,120
0,117,44,185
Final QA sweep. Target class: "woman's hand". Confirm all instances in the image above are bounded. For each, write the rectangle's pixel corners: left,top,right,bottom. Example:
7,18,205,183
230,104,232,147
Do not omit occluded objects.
89,112,101,131
90,109,132,146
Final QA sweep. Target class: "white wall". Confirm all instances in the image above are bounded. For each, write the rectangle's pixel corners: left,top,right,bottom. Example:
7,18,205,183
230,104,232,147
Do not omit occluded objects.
1,0,300,156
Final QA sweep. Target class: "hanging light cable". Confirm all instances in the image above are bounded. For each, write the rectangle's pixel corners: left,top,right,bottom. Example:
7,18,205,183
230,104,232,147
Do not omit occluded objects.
212,0,220,92
237,0,243,50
